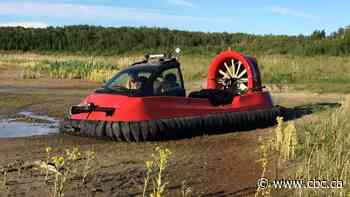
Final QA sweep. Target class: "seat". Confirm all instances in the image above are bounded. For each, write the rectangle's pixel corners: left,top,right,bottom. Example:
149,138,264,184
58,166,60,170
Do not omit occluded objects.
155,73,185,97
188,89,236,106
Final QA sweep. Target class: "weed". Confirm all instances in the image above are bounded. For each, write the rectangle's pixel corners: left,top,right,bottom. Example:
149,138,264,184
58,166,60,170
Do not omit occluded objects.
16,160,24,182
51,155,66,197
2,170,7,187
181,180,192,197
38,146,99,197
82,150,97,185
274,117,284,151
273,117,298,161
255,138,271,197
143,160,153,197
45,146,53,181
0,182,9,197
152,147,172,197
143,146,172,197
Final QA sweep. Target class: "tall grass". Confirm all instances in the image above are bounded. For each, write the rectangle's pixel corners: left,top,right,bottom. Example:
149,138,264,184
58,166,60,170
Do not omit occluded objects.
294,95,350,196
178,54,350,84
182,54,350,93
0,53,142,67
5,52,350,91
6,53,141,83
21,60,119,82
256,100,349,196
259,55,350,84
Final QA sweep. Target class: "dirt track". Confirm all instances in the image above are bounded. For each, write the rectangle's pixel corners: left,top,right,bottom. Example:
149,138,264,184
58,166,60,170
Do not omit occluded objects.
0,66,343,196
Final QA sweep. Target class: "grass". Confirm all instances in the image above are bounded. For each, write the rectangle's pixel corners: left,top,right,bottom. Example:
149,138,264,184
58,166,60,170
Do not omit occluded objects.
292,95,350,196
258,55,350,93
0,53,142,67
255,117,298,197
21,60,119,82
256,95,350,196
181,54,350,93
258,55,350,84
0,52,347,93
0,53,142,83
293,83,350,94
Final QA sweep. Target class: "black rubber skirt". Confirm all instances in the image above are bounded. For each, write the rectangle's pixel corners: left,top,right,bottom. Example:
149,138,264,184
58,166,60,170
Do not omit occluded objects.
59,107,282,142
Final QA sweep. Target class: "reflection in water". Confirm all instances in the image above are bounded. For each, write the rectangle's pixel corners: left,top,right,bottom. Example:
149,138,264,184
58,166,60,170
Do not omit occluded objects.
0,111,58,138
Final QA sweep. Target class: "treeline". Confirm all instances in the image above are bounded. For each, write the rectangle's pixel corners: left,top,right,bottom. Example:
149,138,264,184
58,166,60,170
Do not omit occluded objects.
0,25,350,56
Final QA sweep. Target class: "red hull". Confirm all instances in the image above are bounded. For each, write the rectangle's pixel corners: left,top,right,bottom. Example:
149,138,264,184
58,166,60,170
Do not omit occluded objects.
71,91,273,122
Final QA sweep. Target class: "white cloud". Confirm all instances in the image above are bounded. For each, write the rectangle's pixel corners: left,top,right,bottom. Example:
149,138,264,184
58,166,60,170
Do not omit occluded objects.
0,22,47,28
267,5,315,19
0,2,235,32
0,2,211,23
167,0,195,8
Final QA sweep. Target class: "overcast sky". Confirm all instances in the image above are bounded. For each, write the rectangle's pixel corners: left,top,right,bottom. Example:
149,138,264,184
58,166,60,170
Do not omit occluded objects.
0,0,349,35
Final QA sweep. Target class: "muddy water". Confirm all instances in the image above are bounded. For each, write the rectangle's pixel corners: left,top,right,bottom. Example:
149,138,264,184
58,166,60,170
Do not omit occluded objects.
0,111,58,138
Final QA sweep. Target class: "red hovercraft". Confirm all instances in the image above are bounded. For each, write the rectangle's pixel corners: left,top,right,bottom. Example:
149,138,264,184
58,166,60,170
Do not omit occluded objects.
60,49,282,141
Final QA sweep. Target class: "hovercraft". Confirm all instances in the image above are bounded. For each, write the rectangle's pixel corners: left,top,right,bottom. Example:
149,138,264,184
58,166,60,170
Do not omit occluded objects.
60,49,281,141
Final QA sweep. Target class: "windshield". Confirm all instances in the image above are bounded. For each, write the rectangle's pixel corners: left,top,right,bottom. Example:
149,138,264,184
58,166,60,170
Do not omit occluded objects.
103,69,153,95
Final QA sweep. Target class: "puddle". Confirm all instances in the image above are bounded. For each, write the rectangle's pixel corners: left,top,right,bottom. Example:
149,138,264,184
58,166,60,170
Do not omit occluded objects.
18,111,57,122
0,111,59,138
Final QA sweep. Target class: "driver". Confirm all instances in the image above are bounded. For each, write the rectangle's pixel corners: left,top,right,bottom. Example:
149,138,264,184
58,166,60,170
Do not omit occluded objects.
127,73,142,90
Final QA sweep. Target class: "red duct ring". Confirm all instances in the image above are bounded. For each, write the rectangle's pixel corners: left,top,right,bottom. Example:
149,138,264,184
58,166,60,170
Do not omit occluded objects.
207,50,262,92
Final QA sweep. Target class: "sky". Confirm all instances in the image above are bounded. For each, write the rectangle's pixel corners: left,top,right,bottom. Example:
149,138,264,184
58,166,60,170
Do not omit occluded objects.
0,0,349,35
